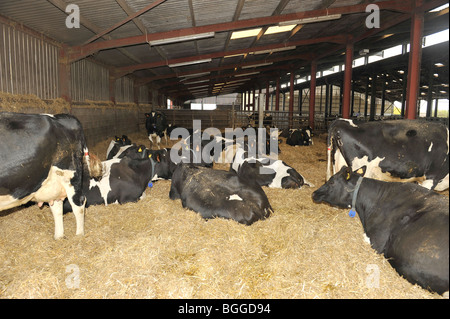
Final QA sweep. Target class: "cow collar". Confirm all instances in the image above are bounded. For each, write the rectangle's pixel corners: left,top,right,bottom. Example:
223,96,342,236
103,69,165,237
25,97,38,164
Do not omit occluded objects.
349,176,364,218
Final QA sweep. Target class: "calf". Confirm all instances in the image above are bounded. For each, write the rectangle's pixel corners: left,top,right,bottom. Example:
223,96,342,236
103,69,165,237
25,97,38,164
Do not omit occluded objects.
231,148,311,189
169,164,273,225
312,166,449,295
327,119,449,190
64,146,155,212
0,112,101,239
286,127,313,146
145,111,168,149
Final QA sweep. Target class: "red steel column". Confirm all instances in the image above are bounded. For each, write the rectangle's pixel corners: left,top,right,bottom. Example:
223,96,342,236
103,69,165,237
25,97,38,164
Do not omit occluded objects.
289,72,295,128
405,10,424,119
275,78,280,111
342,42,354,119
309,61,317,129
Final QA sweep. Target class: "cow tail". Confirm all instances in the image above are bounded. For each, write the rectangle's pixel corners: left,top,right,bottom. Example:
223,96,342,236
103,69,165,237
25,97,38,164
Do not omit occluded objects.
81,134,102,179
84,150,102,178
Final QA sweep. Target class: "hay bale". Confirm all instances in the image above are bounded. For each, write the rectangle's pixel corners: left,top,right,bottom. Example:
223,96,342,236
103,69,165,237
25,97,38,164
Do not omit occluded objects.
0,131,444,299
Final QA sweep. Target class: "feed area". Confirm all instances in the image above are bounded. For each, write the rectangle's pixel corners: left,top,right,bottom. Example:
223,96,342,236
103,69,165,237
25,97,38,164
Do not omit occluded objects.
0,131,446,299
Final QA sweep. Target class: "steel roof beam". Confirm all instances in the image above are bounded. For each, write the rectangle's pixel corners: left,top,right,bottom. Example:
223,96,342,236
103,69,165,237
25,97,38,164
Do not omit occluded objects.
82,0,167,45
112,34,346,77
67,0,413,62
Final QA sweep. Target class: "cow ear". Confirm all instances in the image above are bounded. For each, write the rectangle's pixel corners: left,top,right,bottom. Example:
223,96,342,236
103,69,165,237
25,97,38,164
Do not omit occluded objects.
354,166,367,177
156,154,161,162
345,167,352,181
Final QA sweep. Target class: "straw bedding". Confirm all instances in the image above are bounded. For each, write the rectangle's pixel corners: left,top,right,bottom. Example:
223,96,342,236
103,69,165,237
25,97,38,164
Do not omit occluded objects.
0,130,446,299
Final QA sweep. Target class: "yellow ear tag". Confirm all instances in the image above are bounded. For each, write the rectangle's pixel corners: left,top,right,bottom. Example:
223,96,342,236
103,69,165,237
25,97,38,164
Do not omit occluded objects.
138,147,142,152
185,146,189,150
346,173,351,180
356,168,363,175
148,154,152,158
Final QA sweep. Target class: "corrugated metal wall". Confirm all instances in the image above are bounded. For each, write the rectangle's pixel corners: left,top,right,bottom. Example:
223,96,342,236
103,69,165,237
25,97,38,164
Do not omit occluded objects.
115,76,134,103
0,22,59,99
71,59,109,102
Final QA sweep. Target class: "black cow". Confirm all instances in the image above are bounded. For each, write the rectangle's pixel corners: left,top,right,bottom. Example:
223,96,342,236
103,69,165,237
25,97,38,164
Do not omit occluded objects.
145,111,168,149
312,166,449,295
149,148,178,180
231,148,312,189
64,146,155,212
106,135,133,160
0,112,101,239
327,119,449,191
286,127,313,146
169,164,273,225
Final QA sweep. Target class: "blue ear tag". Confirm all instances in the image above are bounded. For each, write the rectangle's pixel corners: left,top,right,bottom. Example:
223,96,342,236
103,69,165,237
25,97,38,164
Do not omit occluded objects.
148,182,153,188
349,209,356,218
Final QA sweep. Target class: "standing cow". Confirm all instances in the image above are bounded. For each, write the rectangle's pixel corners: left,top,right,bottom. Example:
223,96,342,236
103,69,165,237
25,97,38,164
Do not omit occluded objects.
145,111,168,149
327,119,449,191
0,112,101,239
312,166,449,295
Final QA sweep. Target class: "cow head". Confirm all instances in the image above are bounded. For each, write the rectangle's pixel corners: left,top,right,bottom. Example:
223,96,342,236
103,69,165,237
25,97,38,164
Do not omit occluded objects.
312,166,366,208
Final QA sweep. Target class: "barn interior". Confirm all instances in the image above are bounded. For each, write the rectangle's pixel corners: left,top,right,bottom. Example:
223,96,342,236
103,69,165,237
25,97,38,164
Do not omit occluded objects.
0,0,449,300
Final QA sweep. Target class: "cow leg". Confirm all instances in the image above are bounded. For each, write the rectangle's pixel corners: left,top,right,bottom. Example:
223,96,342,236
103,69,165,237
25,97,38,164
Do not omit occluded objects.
64,177,86,237
50,200,64,239
156,135,161,149
148,134,154,149
72,203,85,236
164,129,168,146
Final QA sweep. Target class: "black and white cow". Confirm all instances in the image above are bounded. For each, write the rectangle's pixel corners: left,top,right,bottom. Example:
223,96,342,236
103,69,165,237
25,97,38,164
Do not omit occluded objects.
169,164,273,225
145,111,168,149
231,148,312,189
64,146,155,212
286,127,313,146
0,112,101,239
327,119,449,191
149,148,178,180
312,166,449,295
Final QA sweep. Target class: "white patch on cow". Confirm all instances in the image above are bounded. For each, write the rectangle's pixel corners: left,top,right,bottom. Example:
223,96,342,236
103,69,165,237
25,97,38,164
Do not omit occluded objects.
434,173,449,192
446,127,449,155
428,142,433,152
340,118,358,127
420,179,435,190
363,233,371,245
152,174,162,181
106,140,116,158
231,148,246,172
114,145,133,158
351,155,427,184
265,160,290,188
228,194,243,201
333,148,346,176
